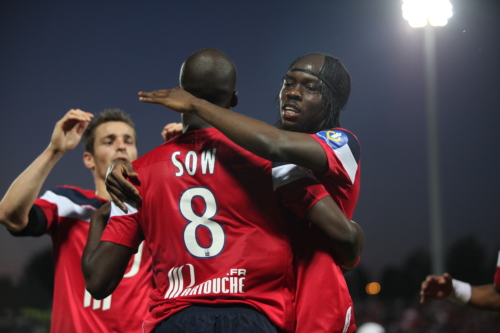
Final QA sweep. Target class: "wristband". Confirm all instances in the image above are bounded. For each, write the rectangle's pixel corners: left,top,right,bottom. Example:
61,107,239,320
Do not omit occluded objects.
449,279,472,305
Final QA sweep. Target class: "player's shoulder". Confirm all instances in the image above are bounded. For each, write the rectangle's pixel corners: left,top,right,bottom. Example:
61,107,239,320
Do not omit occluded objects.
41,185,103,209
312,128,360,158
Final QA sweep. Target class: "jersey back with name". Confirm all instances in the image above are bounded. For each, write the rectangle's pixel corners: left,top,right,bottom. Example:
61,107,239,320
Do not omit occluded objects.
35,186,153,333
104,128,295,333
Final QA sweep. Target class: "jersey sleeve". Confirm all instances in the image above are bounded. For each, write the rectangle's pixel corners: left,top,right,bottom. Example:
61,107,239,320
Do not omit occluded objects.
495,251,500,286
272,162,330,221
33,195,59,233
308,129,360,185
101,201,144,252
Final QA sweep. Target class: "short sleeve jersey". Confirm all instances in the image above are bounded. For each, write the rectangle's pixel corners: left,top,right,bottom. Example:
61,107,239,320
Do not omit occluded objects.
102,127,320,333
34,186,153,333
495,251,500,286
290,128,361,333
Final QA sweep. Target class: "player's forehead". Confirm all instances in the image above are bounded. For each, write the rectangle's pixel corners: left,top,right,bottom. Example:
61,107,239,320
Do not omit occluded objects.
291,55,325,75
94,121,136,140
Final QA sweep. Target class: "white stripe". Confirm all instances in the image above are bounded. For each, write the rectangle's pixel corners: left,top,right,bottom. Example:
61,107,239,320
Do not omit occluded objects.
174,266,185,297
164,267,176,299
333,144,358,184
272,164,319,191
123,242,144,278
185,264,195,288
497,251,500,267
170,267,181,299
110,201,138,217
40,191,96,222
92,298,101,310
342,306,352,333
84,289,92,307
102,295,111,311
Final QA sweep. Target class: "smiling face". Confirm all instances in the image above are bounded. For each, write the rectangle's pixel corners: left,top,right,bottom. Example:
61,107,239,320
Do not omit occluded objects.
83,121,138,181
278,54,327,133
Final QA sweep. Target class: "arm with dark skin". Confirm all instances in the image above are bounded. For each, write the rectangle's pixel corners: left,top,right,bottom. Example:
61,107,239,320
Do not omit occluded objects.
303,195,363,267
81,202,134,299
138,88,328,172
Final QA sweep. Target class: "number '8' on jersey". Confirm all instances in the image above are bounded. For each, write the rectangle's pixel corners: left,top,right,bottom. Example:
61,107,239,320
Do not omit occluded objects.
180,187,225,258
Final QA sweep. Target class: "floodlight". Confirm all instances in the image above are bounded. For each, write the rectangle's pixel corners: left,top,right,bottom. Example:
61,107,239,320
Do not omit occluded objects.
402,0,453,28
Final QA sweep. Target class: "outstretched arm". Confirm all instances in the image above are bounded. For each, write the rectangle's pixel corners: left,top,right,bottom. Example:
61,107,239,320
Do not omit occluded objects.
420,272,500,311
139,89,328,172
303,195,363,267
0,110,93,232
82,202,134,299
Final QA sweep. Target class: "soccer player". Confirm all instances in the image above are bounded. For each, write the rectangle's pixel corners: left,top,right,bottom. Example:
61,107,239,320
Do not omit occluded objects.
0,109,153,332
136,53,361,332
84,49,360,333
420,250,500,311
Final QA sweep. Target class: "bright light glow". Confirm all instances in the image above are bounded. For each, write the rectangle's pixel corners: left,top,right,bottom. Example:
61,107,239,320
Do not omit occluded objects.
402,0,453,28
366,282,381,295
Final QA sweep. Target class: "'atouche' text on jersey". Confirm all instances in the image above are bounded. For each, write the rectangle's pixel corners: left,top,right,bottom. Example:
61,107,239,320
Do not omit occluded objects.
35,186,153,333
102,127,324,333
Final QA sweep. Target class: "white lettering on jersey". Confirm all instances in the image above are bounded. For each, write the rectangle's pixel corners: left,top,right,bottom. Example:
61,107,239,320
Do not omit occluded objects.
165,265,247,299
172,151,184,176
84,290,112,311
185,151,197,175
180,187,225,258
201,148,217,174
171,149,217,177
164,264,195,299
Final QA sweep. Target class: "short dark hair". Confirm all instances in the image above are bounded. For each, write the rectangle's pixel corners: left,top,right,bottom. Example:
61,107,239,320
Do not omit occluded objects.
180,48,237,107
277,53,351,131
82,108,135,154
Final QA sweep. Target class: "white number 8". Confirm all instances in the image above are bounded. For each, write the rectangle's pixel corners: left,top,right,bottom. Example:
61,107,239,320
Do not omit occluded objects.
180,187,225,258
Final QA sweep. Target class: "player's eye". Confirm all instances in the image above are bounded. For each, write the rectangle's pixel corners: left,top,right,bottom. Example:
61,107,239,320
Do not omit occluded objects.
306,85,318,92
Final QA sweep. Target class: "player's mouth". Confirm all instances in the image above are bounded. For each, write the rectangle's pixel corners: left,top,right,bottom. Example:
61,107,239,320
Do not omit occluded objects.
281,102,301,121
114,156,129,162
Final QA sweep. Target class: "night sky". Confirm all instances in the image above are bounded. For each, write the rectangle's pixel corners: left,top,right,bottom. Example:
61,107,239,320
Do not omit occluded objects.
1,0,499,281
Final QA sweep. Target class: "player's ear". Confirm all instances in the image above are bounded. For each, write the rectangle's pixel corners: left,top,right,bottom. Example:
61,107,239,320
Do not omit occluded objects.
230,91,238,108
83,152,95,170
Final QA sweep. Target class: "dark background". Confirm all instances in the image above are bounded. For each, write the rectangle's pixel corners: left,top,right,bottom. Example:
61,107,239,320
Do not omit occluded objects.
1,0,499,286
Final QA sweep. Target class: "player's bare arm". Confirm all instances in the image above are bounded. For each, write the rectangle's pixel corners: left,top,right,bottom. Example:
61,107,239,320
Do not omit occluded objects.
421,272,500,311
0,109,93,231
139,89,328,172
469,283,500,311
304,196,363,267
82,202,134,300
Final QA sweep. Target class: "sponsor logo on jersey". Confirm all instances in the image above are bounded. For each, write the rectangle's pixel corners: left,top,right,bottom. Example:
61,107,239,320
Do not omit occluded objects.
315,130,348,150
164,265,246,299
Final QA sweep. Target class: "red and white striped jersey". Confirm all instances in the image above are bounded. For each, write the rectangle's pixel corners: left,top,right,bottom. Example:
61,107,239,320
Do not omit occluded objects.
35,186,153,333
